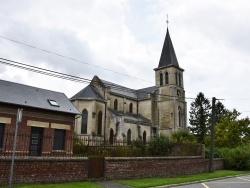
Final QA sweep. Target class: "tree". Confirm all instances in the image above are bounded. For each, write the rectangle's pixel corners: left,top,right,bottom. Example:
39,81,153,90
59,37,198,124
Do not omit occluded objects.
189,92,211,144
209,109,250,148
215,101,228,123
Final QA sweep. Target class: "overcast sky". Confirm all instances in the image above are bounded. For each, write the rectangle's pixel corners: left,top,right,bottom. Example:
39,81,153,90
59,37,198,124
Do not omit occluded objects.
1,0,250,121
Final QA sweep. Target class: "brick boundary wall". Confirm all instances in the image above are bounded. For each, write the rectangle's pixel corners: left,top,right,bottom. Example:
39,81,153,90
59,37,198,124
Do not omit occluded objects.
0,156,224,184
0,157,89,184
105,156,224,179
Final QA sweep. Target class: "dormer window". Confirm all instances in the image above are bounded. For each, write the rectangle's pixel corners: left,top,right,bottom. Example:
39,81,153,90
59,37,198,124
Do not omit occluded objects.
48,99,59,107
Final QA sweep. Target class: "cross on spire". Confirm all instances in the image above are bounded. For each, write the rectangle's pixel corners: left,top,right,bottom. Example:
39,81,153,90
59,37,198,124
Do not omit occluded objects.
166,14,169,27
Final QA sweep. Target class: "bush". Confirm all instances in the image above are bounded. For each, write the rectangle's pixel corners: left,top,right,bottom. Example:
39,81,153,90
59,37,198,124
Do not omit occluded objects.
222,146,250,170
73,134,88,156
171,130,196,144
148,134,172,156
205,147,225,159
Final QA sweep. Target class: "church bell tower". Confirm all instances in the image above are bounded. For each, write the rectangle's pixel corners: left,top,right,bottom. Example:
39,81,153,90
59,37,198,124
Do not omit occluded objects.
154,27,187,135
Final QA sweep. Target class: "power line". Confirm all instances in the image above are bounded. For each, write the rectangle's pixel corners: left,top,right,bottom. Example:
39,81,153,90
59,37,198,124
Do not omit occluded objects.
0,57,195,100
0,35,152,83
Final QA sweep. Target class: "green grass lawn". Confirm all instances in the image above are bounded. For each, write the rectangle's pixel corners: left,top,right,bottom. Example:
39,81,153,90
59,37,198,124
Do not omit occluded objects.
114,170,250,188
3,170,250,188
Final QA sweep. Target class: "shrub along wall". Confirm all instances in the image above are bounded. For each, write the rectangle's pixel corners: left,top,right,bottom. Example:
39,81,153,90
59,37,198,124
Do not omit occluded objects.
0,156,224,184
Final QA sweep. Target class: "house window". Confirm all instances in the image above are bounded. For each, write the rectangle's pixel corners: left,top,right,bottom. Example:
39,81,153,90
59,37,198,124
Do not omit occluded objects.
53,129,65,150
97,111,102,136
81,109,88,134
0,123,5,149
129,103,133,113
165,72,169,85
114,99,118,110
160,73,163,86
179,73,182,87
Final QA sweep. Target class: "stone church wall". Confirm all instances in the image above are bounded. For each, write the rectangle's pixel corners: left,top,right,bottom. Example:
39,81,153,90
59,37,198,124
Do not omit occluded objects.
109,94,124,111
124,98,137,114
138,100,152,120
72,100,94,135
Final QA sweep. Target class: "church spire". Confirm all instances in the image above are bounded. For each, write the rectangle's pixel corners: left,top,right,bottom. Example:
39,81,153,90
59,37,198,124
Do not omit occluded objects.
158,28,179,68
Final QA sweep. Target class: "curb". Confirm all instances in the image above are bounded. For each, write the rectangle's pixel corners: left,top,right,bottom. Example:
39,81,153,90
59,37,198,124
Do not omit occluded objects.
150,173,250,188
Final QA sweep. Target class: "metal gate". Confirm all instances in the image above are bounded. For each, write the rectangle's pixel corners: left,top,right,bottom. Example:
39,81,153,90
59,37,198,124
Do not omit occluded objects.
88,157,104,178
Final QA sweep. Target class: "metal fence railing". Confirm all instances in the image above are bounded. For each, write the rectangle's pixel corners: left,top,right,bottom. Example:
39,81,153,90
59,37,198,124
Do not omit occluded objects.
0,132,203,158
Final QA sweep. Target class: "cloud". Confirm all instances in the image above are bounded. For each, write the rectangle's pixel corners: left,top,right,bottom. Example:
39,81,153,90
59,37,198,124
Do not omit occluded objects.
1,0,250,119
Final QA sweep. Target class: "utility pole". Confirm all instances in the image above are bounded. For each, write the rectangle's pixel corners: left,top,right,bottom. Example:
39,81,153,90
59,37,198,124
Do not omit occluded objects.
209,97,216,173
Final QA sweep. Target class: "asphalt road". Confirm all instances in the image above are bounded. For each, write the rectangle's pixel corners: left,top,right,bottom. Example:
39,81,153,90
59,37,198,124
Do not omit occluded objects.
172,175,250,188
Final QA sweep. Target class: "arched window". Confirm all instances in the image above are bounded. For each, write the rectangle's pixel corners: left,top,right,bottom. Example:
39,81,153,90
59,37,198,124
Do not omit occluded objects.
138,125,141,138
114,99,118,110
97,111,102,135
177,90,180,97
143,131,146,145
179,73,182,87
160,73,163,86
129,103,133,113
178,108,182,127
165,72,169,85
81,109,88,134
109,129,114,145
175,72,178,85
127,129,131,145
115,122,119,135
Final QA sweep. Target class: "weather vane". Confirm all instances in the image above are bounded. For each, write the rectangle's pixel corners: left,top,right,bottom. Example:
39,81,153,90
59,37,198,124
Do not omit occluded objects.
166,14,169,27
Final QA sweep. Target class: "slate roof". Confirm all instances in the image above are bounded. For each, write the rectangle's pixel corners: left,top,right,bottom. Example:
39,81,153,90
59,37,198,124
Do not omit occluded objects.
158,28,179,68
136,86,157,99
101,79,156,100
70,84,105,101
108,108,152,126
100,79,138,99
0,79,80,115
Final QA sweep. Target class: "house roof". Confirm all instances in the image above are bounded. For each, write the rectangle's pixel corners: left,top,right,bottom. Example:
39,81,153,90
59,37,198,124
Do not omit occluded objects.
0,79,80,115
108,108,152,126
70,84,105,101
158,28,179,68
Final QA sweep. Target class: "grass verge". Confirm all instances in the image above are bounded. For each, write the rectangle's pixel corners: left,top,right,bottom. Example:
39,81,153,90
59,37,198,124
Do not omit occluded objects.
114,170,250,188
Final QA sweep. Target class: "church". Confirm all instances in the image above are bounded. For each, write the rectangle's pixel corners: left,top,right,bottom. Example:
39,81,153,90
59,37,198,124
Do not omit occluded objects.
70,27,187,144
